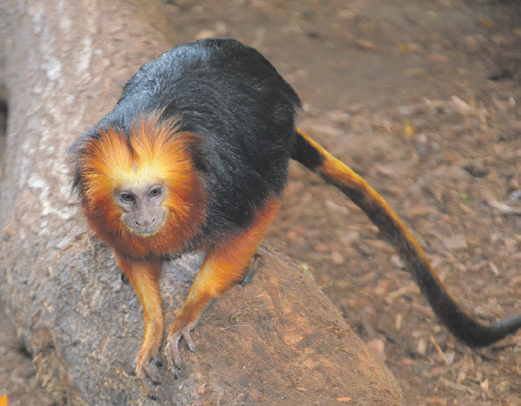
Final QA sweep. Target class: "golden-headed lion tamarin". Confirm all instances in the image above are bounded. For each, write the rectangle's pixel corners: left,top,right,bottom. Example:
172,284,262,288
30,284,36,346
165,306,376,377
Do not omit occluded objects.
70,38,521,386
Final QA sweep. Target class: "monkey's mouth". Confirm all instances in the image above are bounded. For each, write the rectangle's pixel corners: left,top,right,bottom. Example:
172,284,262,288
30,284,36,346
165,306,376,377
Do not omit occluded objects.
129,227,162,237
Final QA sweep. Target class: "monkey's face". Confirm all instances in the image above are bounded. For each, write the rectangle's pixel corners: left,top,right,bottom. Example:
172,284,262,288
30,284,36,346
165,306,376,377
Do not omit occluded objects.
115,183,168,236
73,115,208,255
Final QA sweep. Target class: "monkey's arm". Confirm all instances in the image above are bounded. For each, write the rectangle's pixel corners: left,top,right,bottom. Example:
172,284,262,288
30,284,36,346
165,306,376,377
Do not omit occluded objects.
165,198,281,377
115,254,164,385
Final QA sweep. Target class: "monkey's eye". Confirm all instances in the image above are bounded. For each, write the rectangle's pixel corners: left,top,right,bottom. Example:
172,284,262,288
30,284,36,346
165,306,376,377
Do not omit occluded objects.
120,193,135,203
149,187,162,198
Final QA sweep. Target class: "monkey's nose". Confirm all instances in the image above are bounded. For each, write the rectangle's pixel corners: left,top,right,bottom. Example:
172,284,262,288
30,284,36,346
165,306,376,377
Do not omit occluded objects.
135,217,156,227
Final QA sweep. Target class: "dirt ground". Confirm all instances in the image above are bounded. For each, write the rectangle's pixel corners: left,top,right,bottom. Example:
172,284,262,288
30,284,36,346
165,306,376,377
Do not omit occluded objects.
2,0,521,405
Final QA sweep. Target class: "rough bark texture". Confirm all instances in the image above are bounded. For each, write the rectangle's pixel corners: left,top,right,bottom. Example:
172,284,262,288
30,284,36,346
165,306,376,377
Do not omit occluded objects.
0,1,402,404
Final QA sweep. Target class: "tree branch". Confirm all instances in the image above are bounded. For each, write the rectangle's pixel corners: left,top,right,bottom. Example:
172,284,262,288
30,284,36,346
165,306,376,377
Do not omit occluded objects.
0,1,402,404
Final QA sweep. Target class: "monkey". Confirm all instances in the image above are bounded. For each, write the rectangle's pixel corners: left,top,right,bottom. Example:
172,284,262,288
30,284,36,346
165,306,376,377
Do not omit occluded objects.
70,38,521,386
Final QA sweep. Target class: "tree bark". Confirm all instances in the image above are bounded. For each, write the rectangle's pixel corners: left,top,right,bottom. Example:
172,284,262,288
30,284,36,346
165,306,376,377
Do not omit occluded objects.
0,1,402,404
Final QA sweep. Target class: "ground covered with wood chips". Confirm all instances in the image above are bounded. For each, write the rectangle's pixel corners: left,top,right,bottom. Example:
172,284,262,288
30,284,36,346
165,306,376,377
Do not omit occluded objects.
1,0,521,405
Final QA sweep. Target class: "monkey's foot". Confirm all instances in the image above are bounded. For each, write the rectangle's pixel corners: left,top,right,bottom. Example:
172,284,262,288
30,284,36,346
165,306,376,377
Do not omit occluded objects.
239,252,261,286
165,321,198,379
135,345,163,390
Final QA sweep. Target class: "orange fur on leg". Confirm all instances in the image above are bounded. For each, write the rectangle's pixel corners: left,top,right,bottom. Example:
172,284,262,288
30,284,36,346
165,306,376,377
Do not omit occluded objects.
116,254,164,385
165,197,282,377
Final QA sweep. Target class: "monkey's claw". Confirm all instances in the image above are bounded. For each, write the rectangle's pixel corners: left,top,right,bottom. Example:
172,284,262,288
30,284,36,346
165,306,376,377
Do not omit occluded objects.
165,324,197,379
136,350,162,389
142,357,162,385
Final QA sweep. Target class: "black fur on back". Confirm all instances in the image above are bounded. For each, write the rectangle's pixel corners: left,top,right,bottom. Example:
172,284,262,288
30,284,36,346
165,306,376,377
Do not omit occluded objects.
74,39,302,243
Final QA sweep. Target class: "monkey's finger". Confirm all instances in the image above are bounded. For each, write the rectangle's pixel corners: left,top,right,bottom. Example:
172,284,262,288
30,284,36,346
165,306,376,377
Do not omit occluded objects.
152,355,163,367
135,345,163,381
183,329,196,353
165,334,183,379
141,364,161,386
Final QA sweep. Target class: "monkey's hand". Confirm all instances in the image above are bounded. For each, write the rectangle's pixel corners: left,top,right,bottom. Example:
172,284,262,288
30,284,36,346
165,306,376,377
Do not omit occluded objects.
135,331,163,387
165,315,199,379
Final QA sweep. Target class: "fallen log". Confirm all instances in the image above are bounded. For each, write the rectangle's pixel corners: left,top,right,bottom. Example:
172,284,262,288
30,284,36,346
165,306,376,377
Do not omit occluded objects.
0,1,402,404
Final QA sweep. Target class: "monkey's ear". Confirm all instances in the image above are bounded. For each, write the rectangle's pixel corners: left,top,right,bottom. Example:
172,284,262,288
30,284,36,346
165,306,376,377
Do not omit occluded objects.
68,128,102,192
69,128,101,155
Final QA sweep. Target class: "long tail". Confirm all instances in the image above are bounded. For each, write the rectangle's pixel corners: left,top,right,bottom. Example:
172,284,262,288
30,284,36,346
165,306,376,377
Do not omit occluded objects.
291,128,521,346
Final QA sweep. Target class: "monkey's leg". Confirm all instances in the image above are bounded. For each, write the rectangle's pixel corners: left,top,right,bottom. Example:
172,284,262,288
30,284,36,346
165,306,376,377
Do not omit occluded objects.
165,198,281,378
116,254,164,385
